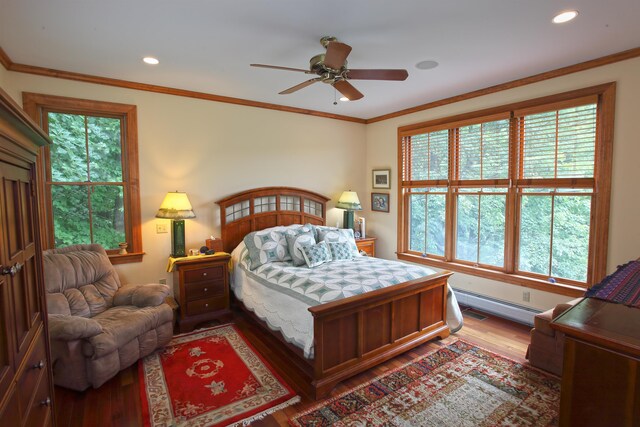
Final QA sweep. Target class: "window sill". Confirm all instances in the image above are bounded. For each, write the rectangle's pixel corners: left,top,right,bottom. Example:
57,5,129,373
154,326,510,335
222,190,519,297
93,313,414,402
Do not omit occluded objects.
397,253,586,298
108,252,145,265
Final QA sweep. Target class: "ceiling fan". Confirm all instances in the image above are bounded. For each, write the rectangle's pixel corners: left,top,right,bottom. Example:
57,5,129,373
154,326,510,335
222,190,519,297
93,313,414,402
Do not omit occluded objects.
251,36,408,101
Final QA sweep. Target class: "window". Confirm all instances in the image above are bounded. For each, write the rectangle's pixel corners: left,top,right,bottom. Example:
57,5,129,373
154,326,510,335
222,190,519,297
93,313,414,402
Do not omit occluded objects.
23,93,142,263
398,84,615,294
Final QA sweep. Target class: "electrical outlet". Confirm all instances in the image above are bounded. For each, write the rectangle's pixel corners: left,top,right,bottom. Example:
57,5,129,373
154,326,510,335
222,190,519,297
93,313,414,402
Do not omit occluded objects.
522,291,531,302
158,278,166,285
156,223,168,233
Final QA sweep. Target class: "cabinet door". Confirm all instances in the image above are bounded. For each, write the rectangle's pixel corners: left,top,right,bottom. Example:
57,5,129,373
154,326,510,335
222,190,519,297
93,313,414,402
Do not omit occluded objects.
0,274,15,399
0,161,41,365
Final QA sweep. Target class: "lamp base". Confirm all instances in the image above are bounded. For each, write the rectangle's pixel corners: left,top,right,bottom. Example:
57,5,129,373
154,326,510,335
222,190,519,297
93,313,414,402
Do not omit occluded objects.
342,210,355,230
171,219,186,257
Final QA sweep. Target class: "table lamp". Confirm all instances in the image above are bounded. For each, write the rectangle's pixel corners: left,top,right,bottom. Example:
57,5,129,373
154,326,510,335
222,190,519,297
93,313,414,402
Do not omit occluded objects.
336,190,362,230
156,191,196,257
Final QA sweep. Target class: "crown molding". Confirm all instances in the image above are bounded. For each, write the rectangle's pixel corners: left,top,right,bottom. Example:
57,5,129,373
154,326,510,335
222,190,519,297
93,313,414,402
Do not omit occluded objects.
366,46,640,124
0,46,13,69
1,44,639,124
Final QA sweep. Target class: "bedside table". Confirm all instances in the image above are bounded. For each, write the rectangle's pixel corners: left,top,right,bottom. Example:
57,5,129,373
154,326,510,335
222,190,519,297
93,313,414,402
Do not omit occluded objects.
172,255,231,333
355,237,376,257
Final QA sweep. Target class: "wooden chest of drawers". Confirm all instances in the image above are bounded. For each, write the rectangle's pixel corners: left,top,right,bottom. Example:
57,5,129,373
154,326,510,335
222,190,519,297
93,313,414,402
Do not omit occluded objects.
173,255,231,333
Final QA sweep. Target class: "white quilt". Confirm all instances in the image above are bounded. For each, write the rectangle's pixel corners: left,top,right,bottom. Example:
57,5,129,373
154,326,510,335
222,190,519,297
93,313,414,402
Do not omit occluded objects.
230,242,463,358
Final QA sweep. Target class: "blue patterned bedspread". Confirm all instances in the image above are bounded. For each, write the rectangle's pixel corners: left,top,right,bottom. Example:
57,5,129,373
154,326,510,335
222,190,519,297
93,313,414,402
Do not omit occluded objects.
239,253,440,307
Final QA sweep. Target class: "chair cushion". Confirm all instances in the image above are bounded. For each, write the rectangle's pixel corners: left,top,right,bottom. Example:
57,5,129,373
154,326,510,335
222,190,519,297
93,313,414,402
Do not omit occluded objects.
83,304,173,358
43,244,121,317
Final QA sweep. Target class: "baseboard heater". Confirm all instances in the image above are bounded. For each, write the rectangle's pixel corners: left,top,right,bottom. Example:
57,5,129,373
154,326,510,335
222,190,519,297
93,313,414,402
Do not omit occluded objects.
452,288,541,326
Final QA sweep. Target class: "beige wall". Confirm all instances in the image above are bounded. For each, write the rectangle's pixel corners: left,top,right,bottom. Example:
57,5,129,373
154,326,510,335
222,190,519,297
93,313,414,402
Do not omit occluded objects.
365,56,640,310
2,70,367,292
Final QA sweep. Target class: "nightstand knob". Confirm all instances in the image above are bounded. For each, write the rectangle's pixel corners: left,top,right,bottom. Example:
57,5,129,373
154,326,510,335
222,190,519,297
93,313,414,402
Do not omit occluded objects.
204,288,208,292
205,303,209,307
203,272,207,276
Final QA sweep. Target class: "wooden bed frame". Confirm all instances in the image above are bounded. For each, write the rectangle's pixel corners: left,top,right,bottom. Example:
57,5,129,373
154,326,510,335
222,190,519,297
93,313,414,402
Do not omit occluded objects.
217,187,452,399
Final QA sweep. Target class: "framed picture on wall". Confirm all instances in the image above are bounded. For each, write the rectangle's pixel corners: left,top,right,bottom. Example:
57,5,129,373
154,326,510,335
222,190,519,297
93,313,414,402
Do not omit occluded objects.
371,192,390,213
372,169,391,189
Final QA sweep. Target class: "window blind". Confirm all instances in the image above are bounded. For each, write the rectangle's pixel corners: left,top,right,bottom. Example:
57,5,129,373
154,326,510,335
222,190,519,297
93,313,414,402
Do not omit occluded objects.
518,104,597,180
457,119,510,180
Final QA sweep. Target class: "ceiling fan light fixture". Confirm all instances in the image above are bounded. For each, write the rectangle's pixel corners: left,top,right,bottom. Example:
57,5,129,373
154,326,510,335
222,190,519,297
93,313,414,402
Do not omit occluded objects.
415,60,439,70
339,96,349,102
552,10,578,24
143,56,159,65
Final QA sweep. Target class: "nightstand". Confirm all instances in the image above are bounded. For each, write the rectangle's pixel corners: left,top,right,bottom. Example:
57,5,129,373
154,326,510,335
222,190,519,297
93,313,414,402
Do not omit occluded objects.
172,255,231,333
355,237,376,257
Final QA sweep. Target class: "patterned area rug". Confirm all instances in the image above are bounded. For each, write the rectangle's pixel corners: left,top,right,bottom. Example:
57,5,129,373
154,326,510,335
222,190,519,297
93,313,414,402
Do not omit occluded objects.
139,324,299,427
290,339,559,426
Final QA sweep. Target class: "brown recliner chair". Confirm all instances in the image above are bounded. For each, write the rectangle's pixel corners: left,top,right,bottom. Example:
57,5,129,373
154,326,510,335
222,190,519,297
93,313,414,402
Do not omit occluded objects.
44,244,173,390
526,297,582,376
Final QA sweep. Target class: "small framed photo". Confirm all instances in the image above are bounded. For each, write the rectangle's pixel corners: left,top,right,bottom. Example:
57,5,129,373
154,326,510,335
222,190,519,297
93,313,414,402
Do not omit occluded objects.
371,192,390,213
372,169,391,189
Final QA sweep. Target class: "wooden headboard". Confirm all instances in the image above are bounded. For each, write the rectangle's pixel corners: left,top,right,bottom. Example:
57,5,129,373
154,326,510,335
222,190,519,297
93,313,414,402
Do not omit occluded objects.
216,187,329,253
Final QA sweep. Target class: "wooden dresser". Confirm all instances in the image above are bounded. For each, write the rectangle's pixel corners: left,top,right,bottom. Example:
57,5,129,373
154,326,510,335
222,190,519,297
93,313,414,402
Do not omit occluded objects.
0,88,55,425
173,255,231,333
551,298,640,427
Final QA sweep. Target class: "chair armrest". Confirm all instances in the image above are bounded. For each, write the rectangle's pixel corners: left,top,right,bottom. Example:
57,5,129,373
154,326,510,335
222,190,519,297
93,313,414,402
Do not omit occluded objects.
552,297,583,319
48,314,103,341
113,284,170,308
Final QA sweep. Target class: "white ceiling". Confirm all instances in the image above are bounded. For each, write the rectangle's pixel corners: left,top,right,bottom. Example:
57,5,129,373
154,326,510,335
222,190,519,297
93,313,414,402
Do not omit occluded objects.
1,0,639,120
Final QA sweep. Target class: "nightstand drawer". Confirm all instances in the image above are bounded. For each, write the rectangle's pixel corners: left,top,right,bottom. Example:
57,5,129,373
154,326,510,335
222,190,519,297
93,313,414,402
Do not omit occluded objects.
186,297,227,316
185,279,225,301
184,265,223,283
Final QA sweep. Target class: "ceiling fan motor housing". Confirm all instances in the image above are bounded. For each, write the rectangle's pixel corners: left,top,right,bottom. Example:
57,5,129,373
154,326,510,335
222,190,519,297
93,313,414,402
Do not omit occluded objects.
310,54,347,83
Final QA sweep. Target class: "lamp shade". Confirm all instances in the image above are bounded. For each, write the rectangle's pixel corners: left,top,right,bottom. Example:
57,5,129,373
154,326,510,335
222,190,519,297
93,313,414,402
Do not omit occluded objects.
155,191,196,219
336,191,362,211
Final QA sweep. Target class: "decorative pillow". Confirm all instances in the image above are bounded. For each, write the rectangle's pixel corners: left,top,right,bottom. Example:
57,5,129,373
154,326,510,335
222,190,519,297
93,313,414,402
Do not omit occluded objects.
301,241,332,268
317,227,360,257
243,228,290,269
285,228,316,266
328,242,354,261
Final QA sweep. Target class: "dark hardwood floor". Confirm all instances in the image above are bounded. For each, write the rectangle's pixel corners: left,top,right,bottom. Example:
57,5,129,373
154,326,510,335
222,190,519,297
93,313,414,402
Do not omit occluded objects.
53,307,533,427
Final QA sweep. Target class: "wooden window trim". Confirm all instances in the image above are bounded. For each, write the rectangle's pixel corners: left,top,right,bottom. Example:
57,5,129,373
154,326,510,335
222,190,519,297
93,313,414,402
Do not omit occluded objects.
397,83,615,295
22,92,143,264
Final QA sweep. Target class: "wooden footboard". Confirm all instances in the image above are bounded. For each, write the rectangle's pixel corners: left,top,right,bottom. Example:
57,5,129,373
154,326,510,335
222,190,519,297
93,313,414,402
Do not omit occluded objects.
309,270,452,398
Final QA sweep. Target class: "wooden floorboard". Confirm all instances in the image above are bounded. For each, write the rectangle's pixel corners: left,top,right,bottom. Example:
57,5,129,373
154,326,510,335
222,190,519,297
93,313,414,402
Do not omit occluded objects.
53,307,532,426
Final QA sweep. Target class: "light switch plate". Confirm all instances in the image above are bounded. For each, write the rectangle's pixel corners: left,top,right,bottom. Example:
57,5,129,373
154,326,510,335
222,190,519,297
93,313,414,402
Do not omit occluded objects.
156,222,168,233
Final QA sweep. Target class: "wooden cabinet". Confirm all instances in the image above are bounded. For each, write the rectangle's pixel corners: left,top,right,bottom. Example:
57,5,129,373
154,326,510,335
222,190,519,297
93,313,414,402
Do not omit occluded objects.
355,237,376,257
551,298,640,427
173,255,231,333
0,88,54,426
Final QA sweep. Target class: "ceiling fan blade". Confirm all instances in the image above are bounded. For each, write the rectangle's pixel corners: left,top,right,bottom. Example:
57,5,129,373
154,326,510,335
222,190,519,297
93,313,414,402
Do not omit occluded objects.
251,63,310,73
323,42,352,70
333,80,364,101
279,78,322,94
347,69,409,81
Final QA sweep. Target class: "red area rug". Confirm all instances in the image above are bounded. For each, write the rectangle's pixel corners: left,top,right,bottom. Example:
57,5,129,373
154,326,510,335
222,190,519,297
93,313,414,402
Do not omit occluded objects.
139,324,299,427
290,339,559,426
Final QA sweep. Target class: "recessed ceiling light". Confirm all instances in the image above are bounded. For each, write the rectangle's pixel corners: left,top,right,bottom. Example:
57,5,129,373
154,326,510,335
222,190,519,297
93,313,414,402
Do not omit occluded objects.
552,10,578,24
143,56,159,65
415,60,439,70
339,96,349,102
